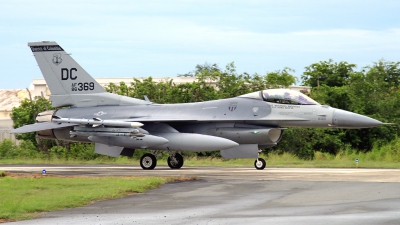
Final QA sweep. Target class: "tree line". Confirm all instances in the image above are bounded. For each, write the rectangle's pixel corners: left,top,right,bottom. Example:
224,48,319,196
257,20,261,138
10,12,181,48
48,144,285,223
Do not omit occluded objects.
9,60,400,159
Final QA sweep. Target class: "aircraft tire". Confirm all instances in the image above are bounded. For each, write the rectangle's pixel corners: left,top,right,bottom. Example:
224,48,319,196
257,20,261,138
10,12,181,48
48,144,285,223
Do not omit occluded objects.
167,153,184,169
254,158,266,170
140,153,157,170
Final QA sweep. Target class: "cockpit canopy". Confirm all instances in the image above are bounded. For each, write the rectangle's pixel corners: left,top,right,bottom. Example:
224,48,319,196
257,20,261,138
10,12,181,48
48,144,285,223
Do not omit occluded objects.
239,89,320,105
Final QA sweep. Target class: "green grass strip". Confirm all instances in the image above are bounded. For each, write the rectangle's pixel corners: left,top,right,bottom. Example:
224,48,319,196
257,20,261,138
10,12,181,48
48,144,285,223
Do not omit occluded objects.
0,154,399,168
183,155,400,168
0,175,175,222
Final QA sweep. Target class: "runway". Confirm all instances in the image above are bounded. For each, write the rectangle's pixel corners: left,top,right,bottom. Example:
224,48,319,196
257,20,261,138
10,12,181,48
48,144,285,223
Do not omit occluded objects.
2,165,400,225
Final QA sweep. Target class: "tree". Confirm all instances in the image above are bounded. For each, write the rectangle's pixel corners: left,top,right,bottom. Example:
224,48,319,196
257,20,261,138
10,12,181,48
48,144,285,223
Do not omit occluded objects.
302,59,356,87
310,85,350,110
300,59,400,152
11,96,55,151
343,60,400,150
265,67,298,88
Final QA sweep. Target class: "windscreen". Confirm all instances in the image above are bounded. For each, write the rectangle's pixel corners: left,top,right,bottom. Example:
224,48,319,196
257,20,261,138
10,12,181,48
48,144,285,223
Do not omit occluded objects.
262,89,319,105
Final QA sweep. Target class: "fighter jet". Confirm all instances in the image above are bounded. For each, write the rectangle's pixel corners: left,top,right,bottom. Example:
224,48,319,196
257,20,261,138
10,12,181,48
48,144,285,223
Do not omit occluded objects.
11,41,383,170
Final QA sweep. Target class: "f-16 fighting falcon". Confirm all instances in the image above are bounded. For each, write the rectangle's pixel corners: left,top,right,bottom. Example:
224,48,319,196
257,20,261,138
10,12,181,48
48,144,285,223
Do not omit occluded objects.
11,41,383,170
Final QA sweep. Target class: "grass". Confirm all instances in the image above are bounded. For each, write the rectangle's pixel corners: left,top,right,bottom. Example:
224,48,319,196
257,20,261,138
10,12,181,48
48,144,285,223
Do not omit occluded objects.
0,173,196,222
2,137,400,168
1,152,398,168
1,138,400,168
183,153,400,168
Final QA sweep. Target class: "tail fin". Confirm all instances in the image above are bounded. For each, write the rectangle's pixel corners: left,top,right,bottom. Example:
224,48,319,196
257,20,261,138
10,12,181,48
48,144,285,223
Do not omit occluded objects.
29,41,144,107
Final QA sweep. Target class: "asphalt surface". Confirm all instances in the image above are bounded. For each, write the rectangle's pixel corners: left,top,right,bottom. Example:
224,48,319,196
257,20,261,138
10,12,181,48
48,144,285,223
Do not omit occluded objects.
2,165,400,225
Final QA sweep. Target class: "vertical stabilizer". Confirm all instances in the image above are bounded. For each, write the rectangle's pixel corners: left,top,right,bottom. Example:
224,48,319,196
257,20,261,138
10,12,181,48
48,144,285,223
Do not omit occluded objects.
29,41,105,96
28,41,145,107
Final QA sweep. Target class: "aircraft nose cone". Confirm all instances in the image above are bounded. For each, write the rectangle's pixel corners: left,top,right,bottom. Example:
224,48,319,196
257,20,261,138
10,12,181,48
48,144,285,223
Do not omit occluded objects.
333,109,382,128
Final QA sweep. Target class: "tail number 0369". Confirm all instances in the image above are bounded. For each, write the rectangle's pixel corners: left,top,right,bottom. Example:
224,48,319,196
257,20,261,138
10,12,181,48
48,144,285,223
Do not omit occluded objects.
71,82,94,91
61,68,95,91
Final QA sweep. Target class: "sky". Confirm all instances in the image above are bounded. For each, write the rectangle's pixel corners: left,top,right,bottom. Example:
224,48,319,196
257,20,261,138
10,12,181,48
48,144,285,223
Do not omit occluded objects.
1,0,400,89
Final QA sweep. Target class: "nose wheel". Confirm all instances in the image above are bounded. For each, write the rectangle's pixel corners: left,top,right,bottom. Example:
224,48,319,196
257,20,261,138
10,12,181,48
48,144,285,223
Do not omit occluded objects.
254,158,266,170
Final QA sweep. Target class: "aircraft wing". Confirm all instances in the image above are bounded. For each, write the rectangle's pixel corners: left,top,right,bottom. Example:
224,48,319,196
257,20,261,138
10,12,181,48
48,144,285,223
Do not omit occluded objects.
10,117,145,134
9,122,76,134
9,116,309,134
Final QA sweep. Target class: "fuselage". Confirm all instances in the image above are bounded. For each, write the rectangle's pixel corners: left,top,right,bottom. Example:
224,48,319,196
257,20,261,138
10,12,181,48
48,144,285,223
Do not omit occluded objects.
36,90,380,149
53,91,381,129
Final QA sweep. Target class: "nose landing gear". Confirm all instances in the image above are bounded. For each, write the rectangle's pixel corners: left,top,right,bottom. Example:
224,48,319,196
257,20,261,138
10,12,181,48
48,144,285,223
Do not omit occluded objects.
254,149,266,170
254,158,266,170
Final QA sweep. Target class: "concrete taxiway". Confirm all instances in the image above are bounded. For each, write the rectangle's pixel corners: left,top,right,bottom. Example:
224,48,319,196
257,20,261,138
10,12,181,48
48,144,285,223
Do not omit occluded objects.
2,165,400,225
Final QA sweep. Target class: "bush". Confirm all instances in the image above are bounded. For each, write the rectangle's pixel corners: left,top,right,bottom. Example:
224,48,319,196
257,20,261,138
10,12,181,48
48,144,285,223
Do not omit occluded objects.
275,128,315,160
68,143,97,160
314,151,335,161
368,138,400,162
48,146,68,159
0,139,18,159
17,140,46,159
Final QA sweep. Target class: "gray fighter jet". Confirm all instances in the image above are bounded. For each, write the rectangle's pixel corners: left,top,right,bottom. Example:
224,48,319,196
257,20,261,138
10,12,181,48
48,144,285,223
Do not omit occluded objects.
11,41,383,170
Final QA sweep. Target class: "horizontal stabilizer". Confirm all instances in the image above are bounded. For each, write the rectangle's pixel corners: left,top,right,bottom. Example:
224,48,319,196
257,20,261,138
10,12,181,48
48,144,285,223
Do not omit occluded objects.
10,122,75,134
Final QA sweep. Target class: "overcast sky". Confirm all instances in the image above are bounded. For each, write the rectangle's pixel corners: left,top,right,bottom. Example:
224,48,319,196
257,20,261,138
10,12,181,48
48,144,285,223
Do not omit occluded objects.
1,0,400,89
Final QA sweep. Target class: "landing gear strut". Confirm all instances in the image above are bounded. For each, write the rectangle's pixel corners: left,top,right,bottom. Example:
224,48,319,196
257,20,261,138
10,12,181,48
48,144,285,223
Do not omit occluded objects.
167,153,184,169
254,149,266,170
140,153,157,170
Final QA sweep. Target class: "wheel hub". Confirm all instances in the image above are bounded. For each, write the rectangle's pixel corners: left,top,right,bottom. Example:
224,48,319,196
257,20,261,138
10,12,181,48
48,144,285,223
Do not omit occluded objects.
170,157,178,166
142,156,152,168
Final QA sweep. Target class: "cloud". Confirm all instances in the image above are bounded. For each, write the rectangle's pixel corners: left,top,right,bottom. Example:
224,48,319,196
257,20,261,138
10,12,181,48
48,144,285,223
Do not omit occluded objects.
2,0,400,89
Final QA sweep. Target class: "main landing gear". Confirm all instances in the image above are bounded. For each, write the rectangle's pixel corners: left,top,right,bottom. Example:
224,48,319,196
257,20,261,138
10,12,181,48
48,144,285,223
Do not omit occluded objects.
254,149,266,170
140,153,157,170
139,152,184,170
167,153,184,169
